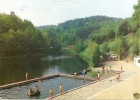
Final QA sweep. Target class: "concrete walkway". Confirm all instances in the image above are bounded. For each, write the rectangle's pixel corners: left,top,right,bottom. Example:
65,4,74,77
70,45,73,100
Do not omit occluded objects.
92,73,140,100
51,61,140,100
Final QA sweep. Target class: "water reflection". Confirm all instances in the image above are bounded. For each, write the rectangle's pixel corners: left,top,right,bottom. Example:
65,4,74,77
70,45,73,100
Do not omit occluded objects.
0,55,88,85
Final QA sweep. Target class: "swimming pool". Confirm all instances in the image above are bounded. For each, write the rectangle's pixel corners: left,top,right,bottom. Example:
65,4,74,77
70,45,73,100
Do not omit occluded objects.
0,77,90,99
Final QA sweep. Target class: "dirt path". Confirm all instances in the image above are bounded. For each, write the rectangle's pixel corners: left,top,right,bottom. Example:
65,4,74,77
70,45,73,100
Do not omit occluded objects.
49,61,140,100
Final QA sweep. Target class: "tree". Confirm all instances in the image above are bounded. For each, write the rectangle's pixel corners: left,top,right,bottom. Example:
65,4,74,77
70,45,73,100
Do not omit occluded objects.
131,38,140,57
131,1,140,32
48,39,61,54
10,11,16,16
0,12,53,57
100,42,109,61
116,37,128,60
75,42,85,53
107,29,115,39
86,41,101,67
109,39,119,52
118,20,132,36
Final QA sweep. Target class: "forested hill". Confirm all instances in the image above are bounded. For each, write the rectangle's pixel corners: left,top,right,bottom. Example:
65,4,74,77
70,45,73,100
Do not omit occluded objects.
37,25,57,29
58,16,122,29
38,12,139,67
38,16,122,46
0,12,61,57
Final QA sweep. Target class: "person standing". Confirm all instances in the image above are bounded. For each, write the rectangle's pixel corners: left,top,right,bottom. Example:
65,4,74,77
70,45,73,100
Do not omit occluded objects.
28,88,34,96
110,66,112,70
26,72,29,80
116,73,120,82
74,72,77,77
59,84,63,95
35,85,40,92
83,69,86,76
121,66,123,72
97,71,100,81
49,88,53,98
102,67,105,73
106,67,109,73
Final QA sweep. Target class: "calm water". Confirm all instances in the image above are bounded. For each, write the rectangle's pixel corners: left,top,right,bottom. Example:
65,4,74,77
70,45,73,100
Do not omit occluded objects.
0,77,90,99
0,55,88,85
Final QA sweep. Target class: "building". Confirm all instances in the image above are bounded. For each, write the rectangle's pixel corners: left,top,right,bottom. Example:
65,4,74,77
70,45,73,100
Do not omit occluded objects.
134,57,140,67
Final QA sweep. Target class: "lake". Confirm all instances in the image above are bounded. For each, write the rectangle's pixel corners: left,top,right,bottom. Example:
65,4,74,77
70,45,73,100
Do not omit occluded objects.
0,55,88,85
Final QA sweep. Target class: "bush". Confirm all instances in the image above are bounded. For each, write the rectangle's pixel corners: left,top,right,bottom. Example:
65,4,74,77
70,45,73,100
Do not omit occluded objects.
88,71,98,77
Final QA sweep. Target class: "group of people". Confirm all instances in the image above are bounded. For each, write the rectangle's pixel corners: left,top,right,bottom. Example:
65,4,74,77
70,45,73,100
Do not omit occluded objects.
26,66,122,97
28,86,40,95
25,72,63,98
74,68,87,77
98,66,122,82
49,84,63,98
102,66,110,73
27,84,63,98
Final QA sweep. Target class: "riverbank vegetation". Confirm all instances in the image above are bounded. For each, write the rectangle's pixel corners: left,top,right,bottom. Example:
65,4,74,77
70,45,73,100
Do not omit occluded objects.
0,12,61,58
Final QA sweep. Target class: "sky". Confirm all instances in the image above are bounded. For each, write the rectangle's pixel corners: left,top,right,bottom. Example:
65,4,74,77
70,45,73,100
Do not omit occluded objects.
0,0,138,26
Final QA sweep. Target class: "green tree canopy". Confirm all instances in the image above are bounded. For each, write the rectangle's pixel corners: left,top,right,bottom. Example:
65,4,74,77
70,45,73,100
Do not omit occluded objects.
131,1,140,31
86,41,101,67
118,20,132,36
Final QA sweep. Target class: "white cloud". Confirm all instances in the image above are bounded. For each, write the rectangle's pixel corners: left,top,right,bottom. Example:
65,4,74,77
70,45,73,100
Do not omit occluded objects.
131,0,138,4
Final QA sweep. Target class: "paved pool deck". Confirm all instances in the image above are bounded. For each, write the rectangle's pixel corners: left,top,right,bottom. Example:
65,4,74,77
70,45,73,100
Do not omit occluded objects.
50,61,140,100
92,72,140,100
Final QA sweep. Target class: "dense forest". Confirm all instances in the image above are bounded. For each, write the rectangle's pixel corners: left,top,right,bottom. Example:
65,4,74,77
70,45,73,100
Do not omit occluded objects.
0,12,61,58
38,16,122,46
38,2,140,67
